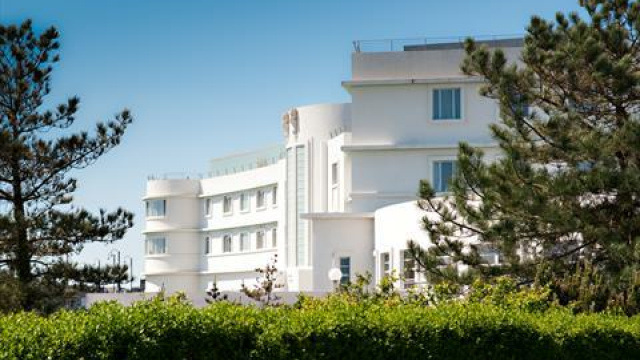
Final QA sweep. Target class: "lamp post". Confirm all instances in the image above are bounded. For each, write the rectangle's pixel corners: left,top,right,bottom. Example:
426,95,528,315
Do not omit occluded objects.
328,267,342,292
123,255,134,292
108,249,122,292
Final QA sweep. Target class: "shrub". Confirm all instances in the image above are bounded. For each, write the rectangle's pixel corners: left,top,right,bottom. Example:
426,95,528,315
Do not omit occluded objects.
1,294,640,359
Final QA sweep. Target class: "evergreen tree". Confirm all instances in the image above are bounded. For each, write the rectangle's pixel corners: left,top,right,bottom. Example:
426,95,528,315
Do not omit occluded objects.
410,0,640,310
0,20,133,311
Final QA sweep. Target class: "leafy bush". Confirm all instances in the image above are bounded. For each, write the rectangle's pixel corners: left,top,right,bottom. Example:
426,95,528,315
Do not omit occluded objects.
2,294,640,359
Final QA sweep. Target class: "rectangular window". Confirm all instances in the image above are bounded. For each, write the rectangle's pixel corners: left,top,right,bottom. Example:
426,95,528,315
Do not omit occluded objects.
146,237,166,255
339,257,351,285
146,199,166,217
380,252,390,279
256,190,265,209
256,231,265,249
403,250,416,288
240,233,249,251
240,193,249,212
433,88,461,120
331,163,338,186
223,235,232,253
433,160,458,193
272,186,278,206
204,199,212,217
223,195,233,214
271,228,277,247
204,237,210,255
331,162,339,211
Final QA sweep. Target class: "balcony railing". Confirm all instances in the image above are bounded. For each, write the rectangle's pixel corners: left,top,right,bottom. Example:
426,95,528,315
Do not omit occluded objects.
352,34,522,53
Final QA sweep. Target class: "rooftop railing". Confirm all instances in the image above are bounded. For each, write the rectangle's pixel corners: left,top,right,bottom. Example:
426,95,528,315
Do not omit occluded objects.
352,34,522,53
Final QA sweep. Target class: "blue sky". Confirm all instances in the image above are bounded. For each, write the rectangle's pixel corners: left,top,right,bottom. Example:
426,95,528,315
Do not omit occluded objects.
2,0,580,281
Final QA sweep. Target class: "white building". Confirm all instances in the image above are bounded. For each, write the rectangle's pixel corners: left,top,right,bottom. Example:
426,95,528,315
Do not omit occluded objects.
143,38,523,294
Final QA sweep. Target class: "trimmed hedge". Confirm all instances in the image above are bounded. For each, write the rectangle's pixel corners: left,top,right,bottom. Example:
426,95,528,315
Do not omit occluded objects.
1,296,640,360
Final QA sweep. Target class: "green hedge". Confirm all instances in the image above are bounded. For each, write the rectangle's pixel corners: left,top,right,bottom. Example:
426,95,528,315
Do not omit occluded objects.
1,296,640,360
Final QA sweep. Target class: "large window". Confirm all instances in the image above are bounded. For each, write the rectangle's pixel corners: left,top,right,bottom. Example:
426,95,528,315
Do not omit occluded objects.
240,233,249,251
223,195,233,214
380,252,390,279
402,250,416,288
146,199,166,217
433,160,458,193
223,235,232,253
256,231,265,249
256,190,265,209
433,88,461,120
240,193,249,212
146,237,166,255
339,257,351,285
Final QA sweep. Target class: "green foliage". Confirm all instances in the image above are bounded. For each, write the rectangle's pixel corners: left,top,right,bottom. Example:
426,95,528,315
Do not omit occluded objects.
412,0,640,314
3,296,640,359
467,276,553,312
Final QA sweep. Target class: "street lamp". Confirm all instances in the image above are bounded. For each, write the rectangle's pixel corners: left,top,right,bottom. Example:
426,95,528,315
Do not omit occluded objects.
328,267,342,291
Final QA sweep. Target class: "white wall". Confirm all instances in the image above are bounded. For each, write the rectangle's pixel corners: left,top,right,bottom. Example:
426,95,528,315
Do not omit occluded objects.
308,215,374,291
348,83,498,146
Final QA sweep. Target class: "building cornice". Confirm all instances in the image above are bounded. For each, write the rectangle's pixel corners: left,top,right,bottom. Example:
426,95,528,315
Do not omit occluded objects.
142,193,199,201
342,76,485,88
341,143,497,152
142,228,201,235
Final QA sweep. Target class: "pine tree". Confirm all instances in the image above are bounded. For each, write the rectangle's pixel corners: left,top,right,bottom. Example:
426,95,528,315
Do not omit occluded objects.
410,0,640,310
0,20,133,311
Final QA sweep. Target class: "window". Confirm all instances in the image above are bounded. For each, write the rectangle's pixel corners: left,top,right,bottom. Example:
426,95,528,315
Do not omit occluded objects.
402,250,416,288
146,199,166,217
433,160,458,193
380,252,390,279
223,235,232,253
331,163,338,186
272,186,278,206
256,231,265,249
256,190,265,209
339,257,351,285
433,88,461,120
204,236,210,255
223,195,232,214
204,199,212,217
240,193,249,212
146,237,166,255
240,233,249,251
271,228,277,247
331,162,339,211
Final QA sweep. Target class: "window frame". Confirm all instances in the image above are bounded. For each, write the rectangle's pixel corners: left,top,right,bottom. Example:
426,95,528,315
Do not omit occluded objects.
204,236,211,255
339,256,351,285
223,195,233,215
145,199,166,218
222,235,233,253
380,252,391,279
402,250,417,288
239,193,249,212
432,87,462,121
146,237,167,255
432,159,458,194
256,189,266,210
271,228,277,248
204,198,212,218
256,230,265,250
239,232,250,252
272,186,278,207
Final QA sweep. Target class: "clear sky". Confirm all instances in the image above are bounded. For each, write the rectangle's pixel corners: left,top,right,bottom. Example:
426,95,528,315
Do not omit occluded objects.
1,0,580,282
